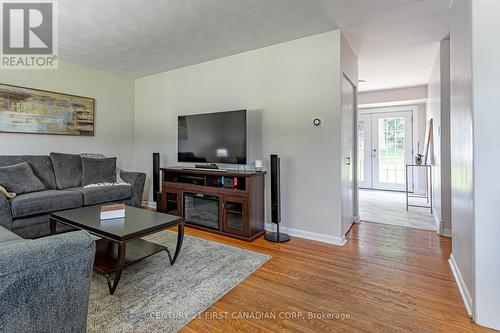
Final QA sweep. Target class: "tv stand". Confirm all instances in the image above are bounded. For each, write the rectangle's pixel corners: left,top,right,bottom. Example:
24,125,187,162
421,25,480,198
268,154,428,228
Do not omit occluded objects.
159,167,266,241
195,163,219,169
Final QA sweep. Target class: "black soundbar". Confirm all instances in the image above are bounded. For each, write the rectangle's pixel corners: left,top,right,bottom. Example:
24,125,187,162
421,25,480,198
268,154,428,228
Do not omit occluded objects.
195,164,219,169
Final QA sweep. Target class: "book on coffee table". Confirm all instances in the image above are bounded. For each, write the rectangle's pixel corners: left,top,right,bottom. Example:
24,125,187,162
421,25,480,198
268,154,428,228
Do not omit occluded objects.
100,204,126,220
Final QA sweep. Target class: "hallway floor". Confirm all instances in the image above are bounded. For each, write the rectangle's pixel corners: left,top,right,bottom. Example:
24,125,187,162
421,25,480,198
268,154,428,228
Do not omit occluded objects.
359,189,437,231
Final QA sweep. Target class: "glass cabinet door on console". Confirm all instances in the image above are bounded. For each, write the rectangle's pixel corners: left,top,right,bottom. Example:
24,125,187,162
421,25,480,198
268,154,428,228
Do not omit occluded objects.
222,197,248,236
163,191,181,216
184,193,219,230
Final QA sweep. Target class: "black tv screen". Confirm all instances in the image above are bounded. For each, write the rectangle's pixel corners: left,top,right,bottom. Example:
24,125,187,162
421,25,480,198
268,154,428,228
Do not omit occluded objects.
178,110,247,164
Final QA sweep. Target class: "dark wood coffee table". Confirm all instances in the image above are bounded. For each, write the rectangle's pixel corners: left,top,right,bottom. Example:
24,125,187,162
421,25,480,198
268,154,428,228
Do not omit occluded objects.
50,205,184,295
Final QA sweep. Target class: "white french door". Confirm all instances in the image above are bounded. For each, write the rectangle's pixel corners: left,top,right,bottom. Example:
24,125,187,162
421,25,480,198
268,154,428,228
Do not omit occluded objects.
358,110,413,191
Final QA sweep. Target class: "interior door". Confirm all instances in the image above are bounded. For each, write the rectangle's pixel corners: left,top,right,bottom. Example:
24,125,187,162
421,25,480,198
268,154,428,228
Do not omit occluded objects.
371,111,412,191
357,114,372,188
341,75,355,234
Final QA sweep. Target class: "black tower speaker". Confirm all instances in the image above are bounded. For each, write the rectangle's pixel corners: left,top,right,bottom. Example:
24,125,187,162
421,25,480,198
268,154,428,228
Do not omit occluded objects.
265,154,290,242
153,153,161,205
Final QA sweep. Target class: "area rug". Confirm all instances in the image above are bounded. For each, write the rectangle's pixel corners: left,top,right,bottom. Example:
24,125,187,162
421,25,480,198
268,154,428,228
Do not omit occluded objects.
87,230,270,332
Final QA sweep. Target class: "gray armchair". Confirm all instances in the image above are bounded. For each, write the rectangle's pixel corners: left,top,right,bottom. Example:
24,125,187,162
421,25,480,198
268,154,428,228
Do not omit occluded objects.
0,227,95,332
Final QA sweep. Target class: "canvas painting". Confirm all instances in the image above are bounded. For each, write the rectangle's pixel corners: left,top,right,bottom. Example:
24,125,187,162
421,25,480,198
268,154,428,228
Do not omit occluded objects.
0,84,95,136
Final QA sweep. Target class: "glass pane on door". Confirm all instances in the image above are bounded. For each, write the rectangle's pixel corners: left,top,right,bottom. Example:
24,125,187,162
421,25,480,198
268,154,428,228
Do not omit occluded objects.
357,120,365,183
377,117,406,185
357,114,372,189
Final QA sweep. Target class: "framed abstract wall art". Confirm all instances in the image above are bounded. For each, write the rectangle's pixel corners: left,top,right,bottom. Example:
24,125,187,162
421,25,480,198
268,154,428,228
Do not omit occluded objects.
0,83,95,136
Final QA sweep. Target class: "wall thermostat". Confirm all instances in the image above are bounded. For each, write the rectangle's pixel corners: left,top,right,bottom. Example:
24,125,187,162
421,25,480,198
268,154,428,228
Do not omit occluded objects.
312,117,324,127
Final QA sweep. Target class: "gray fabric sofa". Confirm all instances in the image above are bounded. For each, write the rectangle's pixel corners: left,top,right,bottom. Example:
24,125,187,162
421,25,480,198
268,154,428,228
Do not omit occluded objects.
0,225,95,332
0,154,146,239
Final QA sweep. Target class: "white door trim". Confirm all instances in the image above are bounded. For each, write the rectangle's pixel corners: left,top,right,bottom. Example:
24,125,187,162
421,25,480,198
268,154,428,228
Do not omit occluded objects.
341,73,357,236
359,105,419,115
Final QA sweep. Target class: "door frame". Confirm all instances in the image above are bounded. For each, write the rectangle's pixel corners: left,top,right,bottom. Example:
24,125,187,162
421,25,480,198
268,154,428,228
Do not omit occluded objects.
341,73,359,234
358,105,423,193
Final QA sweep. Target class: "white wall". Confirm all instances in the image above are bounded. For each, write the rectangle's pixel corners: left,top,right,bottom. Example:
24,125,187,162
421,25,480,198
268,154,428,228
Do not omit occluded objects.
0,61,136,169
359,86,427,107
471,0,500,329
135,31,347,243
450,0,475,319
427,38,451,235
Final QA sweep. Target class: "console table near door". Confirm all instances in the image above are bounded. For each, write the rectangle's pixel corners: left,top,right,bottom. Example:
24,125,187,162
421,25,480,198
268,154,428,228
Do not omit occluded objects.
160,167,266,242
405,164,432,212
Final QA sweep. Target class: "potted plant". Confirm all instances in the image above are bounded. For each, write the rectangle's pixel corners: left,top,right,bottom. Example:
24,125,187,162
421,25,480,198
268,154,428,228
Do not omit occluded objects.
415,153,423,165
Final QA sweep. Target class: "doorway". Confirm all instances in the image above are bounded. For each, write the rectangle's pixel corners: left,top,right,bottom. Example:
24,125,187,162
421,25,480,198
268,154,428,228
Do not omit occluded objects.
357,104,436,231
358,107,413,191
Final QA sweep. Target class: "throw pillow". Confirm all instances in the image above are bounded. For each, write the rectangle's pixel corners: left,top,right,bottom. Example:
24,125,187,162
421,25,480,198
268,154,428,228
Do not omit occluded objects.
80,153,129,185
0,162,46,194
81,157,117,186
50,152,82,189
0,185,15,199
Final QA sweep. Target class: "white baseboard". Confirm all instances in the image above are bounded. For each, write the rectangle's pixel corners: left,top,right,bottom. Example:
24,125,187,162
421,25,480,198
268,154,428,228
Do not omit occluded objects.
143,201,157,209
142,201,346,246
265,223,347,246
432,209,452,237
432,209,442,234
442,228,452,237
146,198,346,246
449,254,473,317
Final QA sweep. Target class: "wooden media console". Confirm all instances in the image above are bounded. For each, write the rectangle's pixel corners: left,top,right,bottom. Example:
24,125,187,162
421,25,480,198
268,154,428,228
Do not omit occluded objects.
160,167,266,241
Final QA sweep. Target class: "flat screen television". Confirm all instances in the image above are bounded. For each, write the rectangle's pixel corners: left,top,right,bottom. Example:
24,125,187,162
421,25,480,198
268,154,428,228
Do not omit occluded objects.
178,110,247,165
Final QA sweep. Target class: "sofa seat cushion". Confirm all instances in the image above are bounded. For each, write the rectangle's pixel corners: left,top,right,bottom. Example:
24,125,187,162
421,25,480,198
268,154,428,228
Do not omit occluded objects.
66,185,132,206
10,190,83,219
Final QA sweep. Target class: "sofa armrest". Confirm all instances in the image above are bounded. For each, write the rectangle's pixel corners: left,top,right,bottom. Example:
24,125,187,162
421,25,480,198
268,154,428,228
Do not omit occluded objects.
0,194,13,229
0,230,95,333
120,170,146,207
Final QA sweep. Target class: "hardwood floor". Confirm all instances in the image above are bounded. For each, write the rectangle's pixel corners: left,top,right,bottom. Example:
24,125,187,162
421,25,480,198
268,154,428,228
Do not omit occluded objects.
176,222,493,333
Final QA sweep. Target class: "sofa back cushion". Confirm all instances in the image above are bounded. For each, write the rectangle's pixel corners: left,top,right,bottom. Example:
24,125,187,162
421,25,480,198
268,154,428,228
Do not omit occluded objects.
81,157,116,186
0,162,47,195
50,153,82,190
0,155,57,189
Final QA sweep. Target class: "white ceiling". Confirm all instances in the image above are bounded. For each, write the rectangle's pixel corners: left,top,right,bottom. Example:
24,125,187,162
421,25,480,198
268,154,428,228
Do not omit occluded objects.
58,0,451,89
58,0,337,77
319,0,452,91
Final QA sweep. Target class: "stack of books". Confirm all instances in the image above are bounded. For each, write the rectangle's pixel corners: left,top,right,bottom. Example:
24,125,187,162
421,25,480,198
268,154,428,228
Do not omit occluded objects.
100,204,126,220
